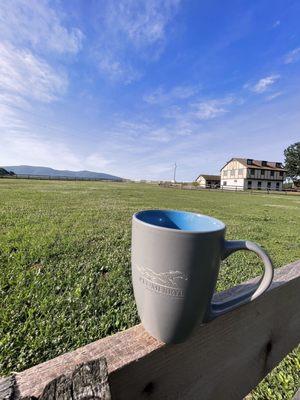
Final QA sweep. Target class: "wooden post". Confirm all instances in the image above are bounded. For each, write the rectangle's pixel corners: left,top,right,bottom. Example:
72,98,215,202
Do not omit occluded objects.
294,388,300,400
0,358,111,400
0,376,14,400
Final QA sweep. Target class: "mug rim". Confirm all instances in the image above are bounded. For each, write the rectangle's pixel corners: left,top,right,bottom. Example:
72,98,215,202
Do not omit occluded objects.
133,209,226,234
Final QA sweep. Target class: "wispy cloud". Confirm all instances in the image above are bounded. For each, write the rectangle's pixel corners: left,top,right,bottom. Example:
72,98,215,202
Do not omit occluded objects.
283,47,300,64
104,0,180,49
0,129,113,172
144,85,198,104
148,128,173,142
164,96,240,123
266,92,283,101
0,0,83,54
94,0,181,83
97,53,142,85
0,1,78,169
190,98,232,120
272,20,280,28
0,42,68,103
247,75,280,93
85,153,113,170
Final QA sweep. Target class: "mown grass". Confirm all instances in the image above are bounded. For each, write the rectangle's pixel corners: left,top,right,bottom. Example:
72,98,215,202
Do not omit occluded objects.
0,179,299,398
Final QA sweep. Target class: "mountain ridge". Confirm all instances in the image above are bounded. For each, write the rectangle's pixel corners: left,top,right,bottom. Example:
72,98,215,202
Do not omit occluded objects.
3,165,123,181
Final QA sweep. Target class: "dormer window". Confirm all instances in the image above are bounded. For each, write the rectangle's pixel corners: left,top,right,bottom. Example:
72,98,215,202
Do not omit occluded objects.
247,159,253,165
276,162,282,168
262,161,267,166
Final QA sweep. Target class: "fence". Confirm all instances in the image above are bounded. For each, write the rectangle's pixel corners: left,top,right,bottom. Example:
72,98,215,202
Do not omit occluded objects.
0,174,124,183
159,182,299,195
1,260,299,400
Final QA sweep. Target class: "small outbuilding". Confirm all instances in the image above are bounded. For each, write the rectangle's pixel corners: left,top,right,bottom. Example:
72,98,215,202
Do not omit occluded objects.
195,174,220,188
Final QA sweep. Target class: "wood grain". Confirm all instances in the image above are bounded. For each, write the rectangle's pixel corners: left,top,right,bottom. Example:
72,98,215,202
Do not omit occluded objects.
6,260,300,400
0,359,111,400
0,376,15,400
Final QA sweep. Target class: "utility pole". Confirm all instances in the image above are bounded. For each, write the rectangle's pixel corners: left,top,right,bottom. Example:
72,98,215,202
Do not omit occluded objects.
173,162,177,183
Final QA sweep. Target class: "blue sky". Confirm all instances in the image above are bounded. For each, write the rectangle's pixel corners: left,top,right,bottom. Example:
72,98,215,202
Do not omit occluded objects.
0,0,299,181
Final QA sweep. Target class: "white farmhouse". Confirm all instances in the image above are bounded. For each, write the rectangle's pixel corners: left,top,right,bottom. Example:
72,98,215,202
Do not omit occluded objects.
220,158,286,191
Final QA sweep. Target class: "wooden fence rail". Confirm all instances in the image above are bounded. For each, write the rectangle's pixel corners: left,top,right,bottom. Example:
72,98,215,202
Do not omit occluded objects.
1,260,300,400
0,175,124,183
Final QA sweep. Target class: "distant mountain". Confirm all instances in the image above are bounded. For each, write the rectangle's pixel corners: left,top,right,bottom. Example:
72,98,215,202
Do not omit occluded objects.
4,165,123,181
0,167,15,176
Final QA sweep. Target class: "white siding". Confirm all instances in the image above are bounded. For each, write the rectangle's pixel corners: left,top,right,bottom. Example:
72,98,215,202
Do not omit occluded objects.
221,178,245,190
220,159,285,191
196,176,206,187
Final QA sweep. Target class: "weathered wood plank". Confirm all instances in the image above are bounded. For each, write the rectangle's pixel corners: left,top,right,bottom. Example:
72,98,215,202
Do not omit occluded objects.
38,358,111,400
0,358,111,400
10,260,300,400
0,376,15,400
294,388,300,400
71,358,111,400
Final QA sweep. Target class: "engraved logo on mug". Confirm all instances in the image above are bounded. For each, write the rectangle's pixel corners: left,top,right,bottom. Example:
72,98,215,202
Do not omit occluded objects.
137,266,188,298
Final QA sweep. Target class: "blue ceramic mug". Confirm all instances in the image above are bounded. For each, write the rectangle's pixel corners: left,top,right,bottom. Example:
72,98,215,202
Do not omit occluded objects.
131,209,273,343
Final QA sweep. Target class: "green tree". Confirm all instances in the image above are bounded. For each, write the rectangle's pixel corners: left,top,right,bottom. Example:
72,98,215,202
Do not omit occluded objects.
284,142,300,184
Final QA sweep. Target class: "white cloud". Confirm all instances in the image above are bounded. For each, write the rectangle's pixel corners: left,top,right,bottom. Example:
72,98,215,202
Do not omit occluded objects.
105,0,180,49
148,128,172,142
0,42,68,103
144,85,198,104
0,0,83,54
284,47,300,64
189,97,237,120
97,53,142,84
266,92,283,101
0,132,78,170
272,20,280,28
85,153,113,170
94,0,181,83
145,163,174,175
191,101,227,120
248,75,280,93
0,130,112,172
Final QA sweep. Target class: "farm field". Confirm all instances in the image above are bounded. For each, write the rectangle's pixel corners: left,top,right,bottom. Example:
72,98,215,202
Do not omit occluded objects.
0,179,299,399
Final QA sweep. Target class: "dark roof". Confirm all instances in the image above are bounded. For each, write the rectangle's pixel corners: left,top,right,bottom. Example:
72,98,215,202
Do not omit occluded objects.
196,174,220,181
221,158,286,172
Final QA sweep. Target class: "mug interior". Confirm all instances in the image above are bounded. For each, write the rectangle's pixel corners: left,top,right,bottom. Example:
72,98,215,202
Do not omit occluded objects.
134,209,225,233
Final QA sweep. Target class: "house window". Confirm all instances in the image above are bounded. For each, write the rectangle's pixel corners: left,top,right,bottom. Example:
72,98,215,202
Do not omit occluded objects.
261,169,265,176
258,181,262,190
234,179,237,182
247,181,252,188
270,170,274,177
230,170,235,177
250,169,255,175
262,161,267,166
238,168,243,176
267,182,271,189
276,162,282,168
223,170,227,177
279,171,283,177
223,181,227,186
276,182,280,190
247,159,253,165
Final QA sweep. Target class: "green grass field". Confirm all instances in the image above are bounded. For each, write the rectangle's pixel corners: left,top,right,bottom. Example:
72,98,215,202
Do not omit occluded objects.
0,179,299,398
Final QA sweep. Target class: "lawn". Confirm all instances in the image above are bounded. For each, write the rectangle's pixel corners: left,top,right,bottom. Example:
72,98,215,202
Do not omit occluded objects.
0,179,299,398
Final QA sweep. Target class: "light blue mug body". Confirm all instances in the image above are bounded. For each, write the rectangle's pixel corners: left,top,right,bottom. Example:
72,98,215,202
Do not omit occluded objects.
131,209,273,344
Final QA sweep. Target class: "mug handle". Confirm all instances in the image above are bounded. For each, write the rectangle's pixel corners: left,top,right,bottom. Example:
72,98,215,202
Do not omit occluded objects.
210,240,274,318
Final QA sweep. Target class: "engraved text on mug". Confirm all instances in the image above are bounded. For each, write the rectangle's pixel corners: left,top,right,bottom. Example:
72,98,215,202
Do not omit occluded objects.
137,266,188,298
